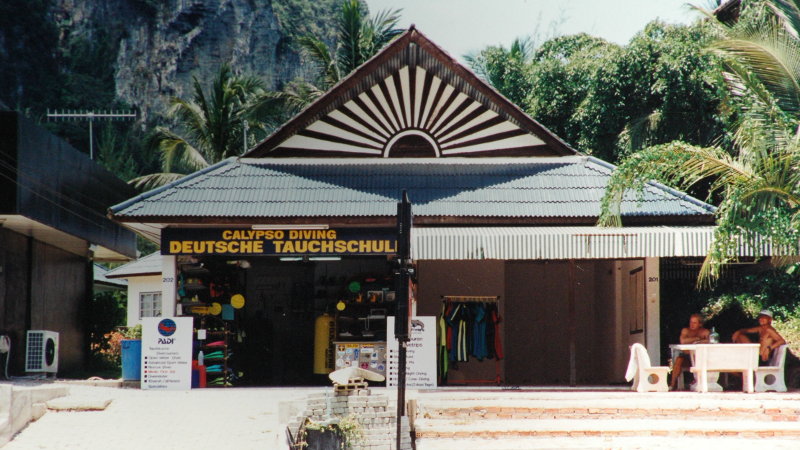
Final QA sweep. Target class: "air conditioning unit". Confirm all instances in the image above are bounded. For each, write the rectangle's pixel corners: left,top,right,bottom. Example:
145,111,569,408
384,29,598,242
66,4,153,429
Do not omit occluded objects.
25,330,59,374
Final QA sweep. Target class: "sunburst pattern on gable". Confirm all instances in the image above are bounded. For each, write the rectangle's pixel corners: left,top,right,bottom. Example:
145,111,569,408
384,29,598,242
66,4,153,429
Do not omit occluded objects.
248,28,577,158
279,64,544,156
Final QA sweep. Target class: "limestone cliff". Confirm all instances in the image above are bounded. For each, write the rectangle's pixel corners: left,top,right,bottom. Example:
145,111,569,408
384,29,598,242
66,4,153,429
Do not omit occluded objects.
49,0,339,122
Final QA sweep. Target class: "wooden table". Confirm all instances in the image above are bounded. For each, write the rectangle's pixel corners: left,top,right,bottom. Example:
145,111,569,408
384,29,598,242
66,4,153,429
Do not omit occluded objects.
669,344,760,393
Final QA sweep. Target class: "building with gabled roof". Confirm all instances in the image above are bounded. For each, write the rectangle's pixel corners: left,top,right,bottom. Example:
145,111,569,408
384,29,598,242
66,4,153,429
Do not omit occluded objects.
109,27,719,387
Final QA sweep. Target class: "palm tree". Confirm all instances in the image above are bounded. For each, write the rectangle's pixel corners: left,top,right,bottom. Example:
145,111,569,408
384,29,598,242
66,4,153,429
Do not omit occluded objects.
286,0,402,106
599,0,800,284
465,37,533,106
130,65,285,190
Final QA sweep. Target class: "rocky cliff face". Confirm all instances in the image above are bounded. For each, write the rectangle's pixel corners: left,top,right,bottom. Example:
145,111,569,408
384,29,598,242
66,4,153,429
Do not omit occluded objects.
50,0,335,122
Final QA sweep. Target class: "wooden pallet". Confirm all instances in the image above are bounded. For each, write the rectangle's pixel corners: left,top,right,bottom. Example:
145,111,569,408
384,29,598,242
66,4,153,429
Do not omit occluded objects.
334,377,368,391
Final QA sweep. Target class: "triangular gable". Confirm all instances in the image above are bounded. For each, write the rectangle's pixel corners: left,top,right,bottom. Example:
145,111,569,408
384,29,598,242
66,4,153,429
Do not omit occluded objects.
246,27,578,158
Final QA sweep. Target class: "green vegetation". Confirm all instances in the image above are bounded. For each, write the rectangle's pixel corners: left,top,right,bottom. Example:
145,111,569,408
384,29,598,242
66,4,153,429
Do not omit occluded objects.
273,0,342,46
86,291,127,377
600,1,800,283
130,65,287,190
465,1,800,355
284,0,402,106
468,21,728,163
672,264,800,355
466,37,534,107
595,0,800,359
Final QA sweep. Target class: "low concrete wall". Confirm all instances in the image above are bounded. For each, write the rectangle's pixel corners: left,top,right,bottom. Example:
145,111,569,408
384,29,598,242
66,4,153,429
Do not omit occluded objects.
0,383,68,446
288,388,412,450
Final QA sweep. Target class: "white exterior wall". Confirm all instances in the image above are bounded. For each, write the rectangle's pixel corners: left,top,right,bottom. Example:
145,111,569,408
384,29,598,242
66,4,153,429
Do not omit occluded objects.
125,275,163,327
161,255,177,318
645,258,661,365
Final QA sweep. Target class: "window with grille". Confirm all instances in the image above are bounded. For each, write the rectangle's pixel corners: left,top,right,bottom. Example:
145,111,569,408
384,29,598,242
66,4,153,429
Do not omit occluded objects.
139,292,162,319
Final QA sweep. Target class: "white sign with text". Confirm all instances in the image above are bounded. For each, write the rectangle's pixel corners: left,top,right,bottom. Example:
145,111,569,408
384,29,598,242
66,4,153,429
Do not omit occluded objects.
386,316,436,388
141,317,193,390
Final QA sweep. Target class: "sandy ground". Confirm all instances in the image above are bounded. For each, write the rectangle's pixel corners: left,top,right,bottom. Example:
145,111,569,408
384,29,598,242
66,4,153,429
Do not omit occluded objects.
5,384,322,450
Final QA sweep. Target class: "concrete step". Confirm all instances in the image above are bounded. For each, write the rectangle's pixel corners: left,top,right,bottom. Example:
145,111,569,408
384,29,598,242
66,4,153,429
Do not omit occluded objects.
413,418,800,439
414,435,800,450
416,402,800,422
0,382,69,446
410,389,800,447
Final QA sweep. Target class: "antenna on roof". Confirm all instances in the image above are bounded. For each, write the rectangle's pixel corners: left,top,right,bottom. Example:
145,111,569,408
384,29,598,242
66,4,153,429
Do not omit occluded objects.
46,109,137,160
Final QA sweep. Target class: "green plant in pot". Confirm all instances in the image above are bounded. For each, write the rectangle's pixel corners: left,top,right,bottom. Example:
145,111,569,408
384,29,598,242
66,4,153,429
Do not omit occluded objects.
293,415,363,449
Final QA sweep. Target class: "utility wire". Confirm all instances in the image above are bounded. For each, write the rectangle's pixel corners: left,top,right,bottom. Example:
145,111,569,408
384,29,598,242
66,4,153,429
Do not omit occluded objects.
0,152,132,216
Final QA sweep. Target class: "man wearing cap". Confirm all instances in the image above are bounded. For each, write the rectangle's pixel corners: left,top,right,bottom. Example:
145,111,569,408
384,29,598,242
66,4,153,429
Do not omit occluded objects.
732,309,786,363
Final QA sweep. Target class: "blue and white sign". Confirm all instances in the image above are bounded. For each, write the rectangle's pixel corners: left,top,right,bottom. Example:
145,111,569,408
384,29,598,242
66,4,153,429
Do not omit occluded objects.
141,317,193,390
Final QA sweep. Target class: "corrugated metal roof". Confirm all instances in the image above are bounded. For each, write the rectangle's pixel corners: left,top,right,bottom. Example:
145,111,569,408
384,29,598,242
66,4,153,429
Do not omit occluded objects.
94,263,127,287
110,156,715,220
104,252,162,278
413,226,768,260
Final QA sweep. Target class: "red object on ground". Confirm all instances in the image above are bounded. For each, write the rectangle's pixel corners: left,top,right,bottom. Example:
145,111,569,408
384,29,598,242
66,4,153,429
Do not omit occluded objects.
192,360,207,388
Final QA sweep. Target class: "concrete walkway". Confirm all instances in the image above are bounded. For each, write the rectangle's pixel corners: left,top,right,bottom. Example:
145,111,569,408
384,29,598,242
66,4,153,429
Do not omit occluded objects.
5,382,800,449
3,381,321,450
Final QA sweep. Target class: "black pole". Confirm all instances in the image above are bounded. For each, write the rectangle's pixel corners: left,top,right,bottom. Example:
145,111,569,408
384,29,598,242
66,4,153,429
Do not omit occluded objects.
395,190,412,449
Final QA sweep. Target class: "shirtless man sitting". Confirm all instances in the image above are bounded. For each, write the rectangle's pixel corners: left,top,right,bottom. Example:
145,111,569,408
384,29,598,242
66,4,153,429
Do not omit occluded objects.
732,309,786,363
670,313,710,391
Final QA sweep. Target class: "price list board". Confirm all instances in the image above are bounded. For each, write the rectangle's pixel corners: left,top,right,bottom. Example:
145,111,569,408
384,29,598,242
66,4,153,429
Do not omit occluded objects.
386,316,436,388
141,317,193,390
333,341,388,376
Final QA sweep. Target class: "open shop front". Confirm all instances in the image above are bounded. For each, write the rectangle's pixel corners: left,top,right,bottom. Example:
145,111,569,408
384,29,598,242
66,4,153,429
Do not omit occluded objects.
164,227,403,387
167,229,662,388
415,258,660,387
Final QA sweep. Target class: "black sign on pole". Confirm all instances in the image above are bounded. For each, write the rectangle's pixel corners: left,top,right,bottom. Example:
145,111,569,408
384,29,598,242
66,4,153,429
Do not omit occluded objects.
395,190,412,340
395,190,412,450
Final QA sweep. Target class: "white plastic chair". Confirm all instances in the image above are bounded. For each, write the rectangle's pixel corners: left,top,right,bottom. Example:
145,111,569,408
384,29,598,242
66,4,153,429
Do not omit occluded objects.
625,343,669,392
755,344,788,393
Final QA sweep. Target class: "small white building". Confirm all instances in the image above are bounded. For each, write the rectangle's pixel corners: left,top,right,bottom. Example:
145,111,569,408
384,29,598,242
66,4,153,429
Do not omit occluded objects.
104,252,163,326
93,263,127,293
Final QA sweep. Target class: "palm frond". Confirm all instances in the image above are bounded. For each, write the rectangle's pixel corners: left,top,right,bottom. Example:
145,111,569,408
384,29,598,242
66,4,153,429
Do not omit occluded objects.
366,6,403,51
337,0,364,75
766,0,800,39
158,132,209,173
712,25,800,114
617,111,664,154
279,80,325,111
247,91,291,130
298,35,340,88
128,172,188,191
599,142,750,227
168,96,207,144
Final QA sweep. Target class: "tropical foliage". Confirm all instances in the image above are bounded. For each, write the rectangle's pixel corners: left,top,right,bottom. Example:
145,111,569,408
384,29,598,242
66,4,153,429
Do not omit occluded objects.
466,37,533,107
600,0,800,283
130,65,285,190
86,290,127,376
468,21,728,163
287,0,402,106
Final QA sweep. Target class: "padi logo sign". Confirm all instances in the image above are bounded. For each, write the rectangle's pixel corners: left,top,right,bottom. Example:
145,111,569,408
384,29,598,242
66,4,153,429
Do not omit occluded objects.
157,318,177,344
